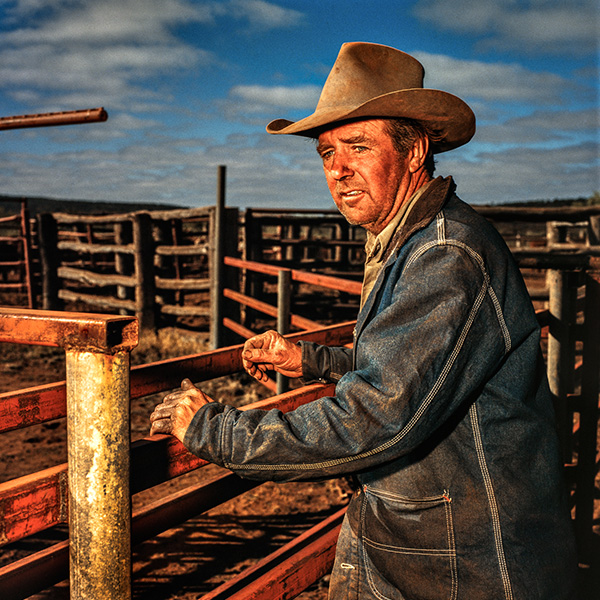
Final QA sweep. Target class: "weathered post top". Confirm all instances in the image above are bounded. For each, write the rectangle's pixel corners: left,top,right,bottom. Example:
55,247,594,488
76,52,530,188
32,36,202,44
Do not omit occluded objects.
0,308,138,353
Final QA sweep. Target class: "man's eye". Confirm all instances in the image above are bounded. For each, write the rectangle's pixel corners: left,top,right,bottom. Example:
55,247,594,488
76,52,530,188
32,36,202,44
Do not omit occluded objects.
354,145,368,153
320,150,333,160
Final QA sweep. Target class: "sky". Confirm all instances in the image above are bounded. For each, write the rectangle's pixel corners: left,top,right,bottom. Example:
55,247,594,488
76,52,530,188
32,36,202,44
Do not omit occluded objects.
0,0,598,211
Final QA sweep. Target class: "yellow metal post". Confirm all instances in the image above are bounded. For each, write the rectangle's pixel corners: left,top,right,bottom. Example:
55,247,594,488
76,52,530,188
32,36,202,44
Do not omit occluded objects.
66,349,132,599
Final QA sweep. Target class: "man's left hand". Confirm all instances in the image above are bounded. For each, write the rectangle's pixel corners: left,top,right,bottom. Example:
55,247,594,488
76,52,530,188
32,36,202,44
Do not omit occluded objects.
149,378,213,442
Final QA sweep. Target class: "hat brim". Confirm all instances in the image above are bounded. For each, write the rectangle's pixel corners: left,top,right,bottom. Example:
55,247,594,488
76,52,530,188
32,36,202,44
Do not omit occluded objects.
266,88,475,153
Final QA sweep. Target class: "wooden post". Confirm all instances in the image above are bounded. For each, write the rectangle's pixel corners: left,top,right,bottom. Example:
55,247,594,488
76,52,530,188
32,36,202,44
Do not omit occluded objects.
133,212,156,333
574,270,600,564
588,215,600,246
277,268,291,394
210,165,226,349
36,212,62,311
115,220,134,315
19,200,36,309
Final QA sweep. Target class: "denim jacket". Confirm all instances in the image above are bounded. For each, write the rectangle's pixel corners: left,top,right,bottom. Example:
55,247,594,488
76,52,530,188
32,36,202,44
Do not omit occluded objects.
184,177,577,599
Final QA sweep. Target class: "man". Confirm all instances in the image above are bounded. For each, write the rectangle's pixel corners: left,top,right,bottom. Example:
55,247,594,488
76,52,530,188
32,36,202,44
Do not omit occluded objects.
150,42,577,599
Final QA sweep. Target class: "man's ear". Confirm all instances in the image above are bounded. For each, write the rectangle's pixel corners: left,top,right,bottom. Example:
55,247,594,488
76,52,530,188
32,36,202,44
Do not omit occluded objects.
408,135,429,173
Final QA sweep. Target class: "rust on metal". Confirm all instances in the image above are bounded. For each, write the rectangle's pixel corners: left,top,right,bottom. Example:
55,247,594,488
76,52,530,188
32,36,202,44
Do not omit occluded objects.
66,349,131,599
0,308,138,353
0,108,107,131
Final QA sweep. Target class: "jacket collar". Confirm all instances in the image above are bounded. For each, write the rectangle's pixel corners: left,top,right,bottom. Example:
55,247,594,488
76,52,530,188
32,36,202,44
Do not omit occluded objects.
380,175,456,265
355,175,456,336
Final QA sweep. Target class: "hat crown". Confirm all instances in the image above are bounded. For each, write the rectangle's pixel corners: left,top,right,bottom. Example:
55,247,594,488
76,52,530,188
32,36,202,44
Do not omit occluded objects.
317,43,425,110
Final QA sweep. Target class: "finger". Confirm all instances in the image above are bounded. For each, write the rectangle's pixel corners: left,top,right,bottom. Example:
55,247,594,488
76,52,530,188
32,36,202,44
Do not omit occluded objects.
150,417,173,435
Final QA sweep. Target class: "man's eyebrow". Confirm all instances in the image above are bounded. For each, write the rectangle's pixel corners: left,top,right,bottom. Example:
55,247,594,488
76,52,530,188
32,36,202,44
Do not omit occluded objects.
316,133,373,155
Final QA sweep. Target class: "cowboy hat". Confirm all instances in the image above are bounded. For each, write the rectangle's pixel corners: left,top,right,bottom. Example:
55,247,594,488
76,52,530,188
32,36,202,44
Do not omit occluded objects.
266,42,475,153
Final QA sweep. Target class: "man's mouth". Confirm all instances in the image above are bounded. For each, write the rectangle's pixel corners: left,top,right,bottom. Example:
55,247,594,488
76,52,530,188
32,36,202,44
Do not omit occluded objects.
338,189,364,201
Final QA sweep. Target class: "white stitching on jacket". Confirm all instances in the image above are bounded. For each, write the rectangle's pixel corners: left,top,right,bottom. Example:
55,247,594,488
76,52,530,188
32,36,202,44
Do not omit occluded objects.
470,403,514,600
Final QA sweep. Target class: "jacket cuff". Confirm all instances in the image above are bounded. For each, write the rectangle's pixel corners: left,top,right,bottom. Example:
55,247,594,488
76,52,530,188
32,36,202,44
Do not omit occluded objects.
300,340,350,384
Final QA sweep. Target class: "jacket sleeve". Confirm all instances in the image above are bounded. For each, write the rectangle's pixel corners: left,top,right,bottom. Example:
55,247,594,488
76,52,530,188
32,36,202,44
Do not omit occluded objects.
183,241,516,482
299,341,353,383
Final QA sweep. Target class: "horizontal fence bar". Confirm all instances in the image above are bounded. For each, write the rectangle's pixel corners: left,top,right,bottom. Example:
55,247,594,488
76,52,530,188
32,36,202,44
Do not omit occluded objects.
0,308,137,351
0,470,261,600
58,266,136,288
57,240,135,255
0,383,336,548
58,289,136,312
199,507,346,600
224,255,281,277
291,269,362,295
0,321,354,434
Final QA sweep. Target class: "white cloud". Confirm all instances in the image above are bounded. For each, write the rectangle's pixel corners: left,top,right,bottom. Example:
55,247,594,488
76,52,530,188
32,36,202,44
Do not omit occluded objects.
227,0,305,31
230,84,321,109
413,0,599,55
413,52,576,104
0,0,305,113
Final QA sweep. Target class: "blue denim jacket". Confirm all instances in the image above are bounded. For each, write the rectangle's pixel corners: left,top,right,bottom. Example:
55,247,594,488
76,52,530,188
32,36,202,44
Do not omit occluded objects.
184,177,577,599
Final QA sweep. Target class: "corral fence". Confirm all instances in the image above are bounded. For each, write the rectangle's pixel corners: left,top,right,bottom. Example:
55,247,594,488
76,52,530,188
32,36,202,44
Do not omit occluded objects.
2,190,600,346
0,245,598,598
0,307,353,599
0,199,36,309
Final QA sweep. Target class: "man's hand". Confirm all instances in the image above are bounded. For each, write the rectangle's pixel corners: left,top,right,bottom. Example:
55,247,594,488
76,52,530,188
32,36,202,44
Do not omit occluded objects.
149,378,213,442
242,330,302,383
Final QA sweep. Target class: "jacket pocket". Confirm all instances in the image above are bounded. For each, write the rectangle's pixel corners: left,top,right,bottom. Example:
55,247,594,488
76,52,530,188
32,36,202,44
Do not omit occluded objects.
360,486,457,600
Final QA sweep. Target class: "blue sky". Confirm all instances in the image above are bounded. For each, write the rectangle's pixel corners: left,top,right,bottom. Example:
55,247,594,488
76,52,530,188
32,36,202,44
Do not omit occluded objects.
0,0,597,210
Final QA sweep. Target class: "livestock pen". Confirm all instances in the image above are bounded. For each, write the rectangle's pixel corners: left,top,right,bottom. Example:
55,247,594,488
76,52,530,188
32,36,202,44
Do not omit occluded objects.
0,247,598,598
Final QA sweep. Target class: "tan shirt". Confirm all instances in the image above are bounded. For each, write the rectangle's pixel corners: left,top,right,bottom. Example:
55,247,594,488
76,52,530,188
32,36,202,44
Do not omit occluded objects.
360,180,433,309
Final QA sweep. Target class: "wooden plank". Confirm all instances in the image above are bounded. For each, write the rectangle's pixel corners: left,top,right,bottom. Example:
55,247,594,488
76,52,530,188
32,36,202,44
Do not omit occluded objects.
159,304,212,317
56,240,135,254
155,245,208,256
58,266,136,288
58,289,136,311
199,507,346,600
156,277,210,291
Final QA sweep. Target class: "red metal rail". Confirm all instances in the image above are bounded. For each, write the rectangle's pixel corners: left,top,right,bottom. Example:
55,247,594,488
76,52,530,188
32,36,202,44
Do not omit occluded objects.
0,108,107,130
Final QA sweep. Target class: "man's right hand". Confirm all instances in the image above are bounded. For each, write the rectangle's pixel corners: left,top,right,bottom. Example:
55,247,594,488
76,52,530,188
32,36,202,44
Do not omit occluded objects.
242,330,302,382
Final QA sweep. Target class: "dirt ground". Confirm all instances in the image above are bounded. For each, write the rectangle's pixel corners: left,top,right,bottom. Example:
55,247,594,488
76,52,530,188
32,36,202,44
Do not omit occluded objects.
0,330,350,599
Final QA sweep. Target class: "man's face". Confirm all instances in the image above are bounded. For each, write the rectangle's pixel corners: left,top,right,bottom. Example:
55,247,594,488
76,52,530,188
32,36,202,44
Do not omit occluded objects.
316,119,410,235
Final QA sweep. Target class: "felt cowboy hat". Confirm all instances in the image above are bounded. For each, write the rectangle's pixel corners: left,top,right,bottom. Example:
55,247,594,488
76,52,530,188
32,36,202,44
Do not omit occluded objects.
267,42,475,153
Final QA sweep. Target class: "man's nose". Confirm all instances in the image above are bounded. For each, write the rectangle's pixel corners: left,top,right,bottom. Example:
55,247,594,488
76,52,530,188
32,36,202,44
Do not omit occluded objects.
329,153,353,180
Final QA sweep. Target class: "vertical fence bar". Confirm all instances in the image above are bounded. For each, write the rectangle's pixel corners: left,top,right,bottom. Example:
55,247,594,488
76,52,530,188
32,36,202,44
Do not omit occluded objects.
277,268,292,395
37,213,61,310
0,309,138,600
133,212,156,333
210,165,226,350
547,268,579,463
574,270,600,564
66,348,132,599
20,200,35,309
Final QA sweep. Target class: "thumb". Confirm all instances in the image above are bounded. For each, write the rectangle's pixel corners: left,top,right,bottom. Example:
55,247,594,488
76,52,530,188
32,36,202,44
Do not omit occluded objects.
181,378,195,390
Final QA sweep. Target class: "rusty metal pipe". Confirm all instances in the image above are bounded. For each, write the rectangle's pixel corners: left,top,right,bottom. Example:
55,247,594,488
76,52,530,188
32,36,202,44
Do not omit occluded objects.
66,349,132,599
0,308,137,600
0,108,107,130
